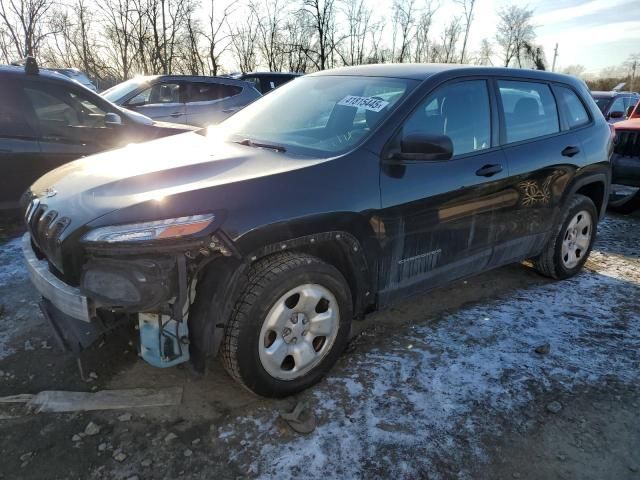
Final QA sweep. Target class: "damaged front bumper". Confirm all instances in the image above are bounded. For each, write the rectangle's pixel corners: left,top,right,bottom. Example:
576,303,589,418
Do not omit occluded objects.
22,232,191,366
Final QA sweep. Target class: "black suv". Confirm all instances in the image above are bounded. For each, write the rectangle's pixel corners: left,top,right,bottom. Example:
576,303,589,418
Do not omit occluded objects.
22,65,612,397
0,61,195,210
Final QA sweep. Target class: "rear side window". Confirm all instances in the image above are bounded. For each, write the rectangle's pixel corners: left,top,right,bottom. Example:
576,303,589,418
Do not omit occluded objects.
128,82,182,106
498,80,559,143
556,86,590,129
404,79,491,156
188,83,242,103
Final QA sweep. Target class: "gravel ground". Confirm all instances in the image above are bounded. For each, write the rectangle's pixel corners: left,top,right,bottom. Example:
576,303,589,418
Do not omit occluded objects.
0,213,638,480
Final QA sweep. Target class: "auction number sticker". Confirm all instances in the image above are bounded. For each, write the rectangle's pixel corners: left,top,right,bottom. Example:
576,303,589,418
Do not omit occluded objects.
337,95,389,112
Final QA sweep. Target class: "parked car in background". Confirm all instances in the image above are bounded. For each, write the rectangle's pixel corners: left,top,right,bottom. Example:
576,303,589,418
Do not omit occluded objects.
22,64,612,398
228,72,302,94
591,91,640,123
102,75,261,127
0,60,195,210
46,68,98,91
609,115,640,213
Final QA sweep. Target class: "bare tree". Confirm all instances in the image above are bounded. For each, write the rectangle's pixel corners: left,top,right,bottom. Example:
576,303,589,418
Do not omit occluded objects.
391,0,417,63
454,0,475,63
0,0,55,58
340,0,372,66
229,7,258,73
252,0,286,71
282,10,313,72
301,0,337,70
495,5,535,67
412,2,436,63
441,17,462,63
475,38,493,65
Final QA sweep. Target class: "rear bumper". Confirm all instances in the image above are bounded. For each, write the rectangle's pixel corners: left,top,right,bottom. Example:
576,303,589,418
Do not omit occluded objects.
21,233,91,322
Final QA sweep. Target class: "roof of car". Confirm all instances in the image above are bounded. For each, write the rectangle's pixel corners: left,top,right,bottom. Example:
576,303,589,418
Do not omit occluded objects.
309,63,584,84
242,72,302,77
151,74,250,85
0,64,71,82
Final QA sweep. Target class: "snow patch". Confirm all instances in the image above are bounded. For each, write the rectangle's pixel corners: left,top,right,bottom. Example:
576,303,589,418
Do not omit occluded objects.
0,237,27,288
223,216,640,479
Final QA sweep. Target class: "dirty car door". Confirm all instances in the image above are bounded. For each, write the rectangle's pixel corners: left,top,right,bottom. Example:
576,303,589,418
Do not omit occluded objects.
378,78,510,305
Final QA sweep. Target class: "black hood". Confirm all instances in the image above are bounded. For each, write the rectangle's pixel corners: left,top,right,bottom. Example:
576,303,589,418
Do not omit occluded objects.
28,130,327,240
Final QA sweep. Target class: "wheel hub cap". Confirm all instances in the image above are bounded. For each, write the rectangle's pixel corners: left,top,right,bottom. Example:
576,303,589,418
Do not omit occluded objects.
561,210,593,269
258,284,340,381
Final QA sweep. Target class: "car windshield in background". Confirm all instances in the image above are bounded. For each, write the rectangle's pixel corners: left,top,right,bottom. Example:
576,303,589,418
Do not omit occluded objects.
102,77,150,102
213,75,417,155
592,97,610,113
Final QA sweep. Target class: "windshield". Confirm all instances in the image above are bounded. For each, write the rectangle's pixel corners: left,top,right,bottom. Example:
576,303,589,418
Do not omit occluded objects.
213,75,417,155
592,97,610,113
102,77,151,102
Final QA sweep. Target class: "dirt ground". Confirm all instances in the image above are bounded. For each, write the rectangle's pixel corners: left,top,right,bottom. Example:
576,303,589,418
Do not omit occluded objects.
0,212,638,480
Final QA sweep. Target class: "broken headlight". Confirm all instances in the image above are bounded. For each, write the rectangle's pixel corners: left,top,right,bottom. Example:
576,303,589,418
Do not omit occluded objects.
82,214,215,243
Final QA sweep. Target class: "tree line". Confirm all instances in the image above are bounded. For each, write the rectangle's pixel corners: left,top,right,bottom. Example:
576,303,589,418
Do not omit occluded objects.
0,0,560,88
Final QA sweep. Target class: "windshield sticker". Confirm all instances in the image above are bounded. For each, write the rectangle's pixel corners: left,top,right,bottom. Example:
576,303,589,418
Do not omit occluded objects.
337,95,390,112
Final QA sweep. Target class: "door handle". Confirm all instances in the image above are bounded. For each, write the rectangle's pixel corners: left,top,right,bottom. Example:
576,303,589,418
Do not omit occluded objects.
222,108,239,113
170,112,182,117
561,146,580,157
475,164,503,177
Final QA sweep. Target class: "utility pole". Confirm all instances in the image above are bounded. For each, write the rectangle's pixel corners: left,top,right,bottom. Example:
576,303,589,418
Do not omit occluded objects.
630,60,637,92
551,43,558,72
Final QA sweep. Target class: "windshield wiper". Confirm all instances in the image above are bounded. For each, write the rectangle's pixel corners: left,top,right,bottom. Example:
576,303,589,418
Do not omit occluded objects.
234,138,287,152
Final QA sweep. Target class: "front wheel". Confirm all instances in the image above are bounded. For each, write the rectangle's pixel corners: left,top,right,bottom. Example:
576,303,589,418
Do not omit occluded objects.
534,194,598,279
221,252,352,397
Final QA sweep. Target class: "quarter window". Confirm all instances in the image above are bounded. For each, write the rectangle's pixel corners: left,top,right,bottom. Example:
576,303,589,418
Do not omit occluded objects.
188,83,242,103
498,80,559,143
556,86,590,129
403,80,491,156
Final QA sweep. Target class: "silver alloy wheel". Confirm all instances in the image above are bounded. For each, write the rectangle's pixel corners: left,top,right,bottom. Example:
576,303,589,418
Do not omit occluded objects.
258,283,340,381
561,209,593,269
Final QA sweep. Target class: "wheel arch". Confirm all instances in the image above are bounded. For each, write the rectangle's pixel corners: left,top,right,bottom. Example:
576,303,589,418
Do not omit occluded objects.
188,217,378,367
563,171,610,220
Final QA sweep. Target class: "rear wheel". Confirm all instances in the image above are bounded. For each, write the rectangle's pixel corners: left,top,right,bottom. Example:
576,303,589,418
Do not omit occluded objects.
221,252,352,397
608,184,640,214
534,194,597,279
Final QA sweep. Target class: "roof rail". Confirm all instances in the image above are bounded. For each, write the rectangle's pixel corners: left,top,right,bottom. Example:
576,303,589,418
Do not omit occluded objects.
10,56,39,75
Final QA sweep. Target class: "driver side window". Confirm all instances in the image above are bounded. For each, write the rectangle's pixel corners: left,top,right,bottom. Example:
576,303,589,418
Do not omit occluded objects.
23,85,109,135
403,80,491,157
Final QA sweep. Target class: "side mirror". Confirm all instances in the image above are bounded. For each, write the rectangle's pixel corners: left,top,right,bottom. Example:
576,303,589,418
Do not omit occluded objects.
609,110,624,119
104,112,122,127
399,133,453,161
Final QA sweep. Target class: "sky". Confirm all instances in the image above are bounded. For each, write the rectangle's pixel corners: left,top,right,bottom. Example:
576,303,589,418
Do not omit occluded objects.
426,0,640,74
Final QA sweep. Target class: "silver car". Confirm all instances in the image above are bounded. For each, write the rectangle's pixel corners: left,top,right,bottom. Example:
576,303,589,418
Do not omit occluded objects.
102,75,261,127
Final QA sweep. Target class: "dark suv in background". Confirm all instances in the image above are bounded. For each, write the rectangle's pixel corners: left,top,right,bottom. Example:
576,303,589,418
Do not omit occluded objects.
102,75,261,127
22,64,612,398
0,60,194,210
229,72,302,94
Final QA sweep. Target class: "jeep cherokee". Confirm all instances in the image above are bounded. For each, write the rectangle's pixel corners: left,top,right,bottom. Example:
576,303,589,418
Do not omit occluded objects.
22,64,613,397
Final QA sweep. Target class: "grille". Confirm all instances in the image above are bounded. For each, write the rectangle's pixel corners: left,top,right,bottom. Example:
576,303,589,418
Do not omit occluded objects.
615,130,640,158
26,200,71,273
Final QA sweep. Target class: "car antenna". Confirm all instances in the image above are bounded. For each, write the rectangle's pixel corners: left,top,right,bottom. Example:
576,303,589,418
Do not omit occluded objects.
11,56,39,75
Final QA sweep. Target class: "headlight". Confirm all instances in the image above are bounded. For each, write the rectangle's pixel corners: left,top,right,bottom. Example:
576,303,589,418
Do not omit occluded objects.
82,214,215,243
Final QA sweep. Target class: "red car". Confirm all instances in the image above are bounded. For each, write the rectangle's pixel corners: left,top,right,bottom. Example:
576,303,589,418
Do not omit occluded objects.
610,101,640,212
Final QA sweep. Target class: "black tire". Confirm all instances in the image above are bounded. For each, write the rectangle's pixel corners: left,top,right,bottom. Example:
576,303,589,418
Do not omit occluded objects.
221,252,352,397
533,194,598,279
608,187,640,214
